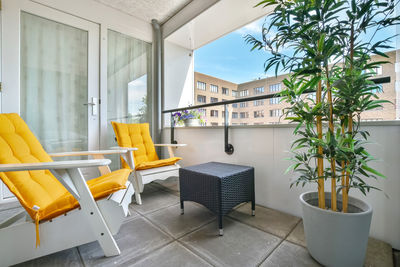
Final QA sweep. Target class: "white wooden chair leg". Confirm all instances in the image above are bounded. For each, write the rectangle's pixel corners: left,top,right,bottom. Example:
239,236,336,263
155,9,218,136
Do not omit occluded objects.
66,168,121,256
130,173,142,205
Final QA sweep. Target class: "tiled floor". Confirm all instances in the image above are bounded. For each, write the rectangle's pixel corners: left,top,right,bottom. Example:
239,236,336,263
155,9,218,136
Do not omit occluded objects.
3,178,395,267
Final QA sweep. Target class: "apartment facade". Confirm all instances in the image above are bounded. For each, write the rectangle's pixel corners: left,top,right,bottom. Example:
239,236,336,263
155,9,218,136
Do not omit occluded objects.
194,50,398,126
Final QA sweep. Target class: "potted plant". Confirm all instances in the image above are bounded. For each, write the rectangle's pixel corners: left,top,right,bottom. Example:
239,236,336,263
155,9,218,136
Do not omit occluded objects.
173,109,205,127
246,0,399,266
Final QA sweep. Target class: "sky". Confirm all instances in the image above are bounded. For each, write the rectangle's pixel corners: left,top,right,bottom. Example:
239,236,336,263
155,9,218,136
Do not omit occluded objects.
194,13,397,85
194,17,271,84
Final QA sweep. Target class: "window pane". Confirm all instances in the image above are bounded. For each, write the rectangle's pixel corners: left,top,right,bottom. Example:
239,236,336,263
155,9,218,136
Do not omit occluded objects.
107,30,152,168
20,12,88,153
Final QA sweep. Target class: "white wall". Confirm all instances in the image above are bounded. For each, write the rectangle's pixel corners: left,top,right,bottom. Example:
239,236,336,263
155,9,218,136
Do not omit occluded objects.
163,40,194,125
162,123,400,249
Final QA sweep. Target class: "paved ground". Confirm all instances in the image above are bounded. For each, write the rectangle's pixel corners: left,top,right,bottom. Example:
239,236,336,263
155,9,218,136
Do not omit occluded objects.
1,177,395,267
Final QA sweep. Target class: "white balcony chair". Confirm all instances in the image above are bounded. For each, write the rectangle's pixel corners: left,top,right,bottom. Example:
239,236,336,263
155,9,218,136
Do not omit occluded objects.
111,122,186,204
0,113,136,266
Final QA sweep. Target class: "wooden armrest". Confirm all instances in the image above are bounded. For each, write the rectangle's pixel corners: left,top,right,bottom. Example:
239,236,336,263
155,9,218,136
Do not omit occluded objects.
49,149,129,158
154,144,187,147
110,146,138,151
0,159,111,172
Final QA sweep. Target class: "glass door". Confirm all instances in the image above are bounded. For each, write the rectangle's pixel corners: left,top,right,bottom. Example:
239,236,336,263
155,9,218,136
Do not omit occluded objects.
19,10,100,154
106,30,152,170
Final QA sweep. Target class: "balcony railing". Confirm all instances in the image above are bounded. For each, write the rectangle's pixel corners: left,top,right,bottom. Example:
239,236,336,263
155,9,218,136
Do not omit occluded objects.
162,76,390,155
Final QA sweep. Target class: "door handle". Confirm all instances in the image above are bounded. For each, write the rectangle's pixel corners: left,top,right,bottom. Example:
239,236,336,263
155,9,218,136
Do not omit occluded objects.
84,97,98,116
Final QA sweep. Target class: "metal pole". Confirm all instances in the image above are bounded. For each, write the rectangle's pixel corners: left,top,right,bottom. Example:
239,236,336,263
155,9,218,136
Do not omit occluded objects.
152,19,162,152
171,112,177,144
224,104,234,155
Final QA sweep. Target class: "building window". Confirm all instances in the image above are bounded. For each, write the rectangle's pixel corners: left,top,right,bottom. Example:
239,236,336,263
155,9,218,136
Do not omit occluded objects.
240,112,249,119
254,110,265,118
270,97,281,105
197,81,206,90
239,90,249,97
197,95,206,103
199,108,207,116
269,83,281,92
222,87,229,95
232,90,238,97
232,103,238,108
210,84,218,93
211,122,219,126
240,123,248,126
254,100,264,106
222,111,226,118
222,99,228,102
232,112,238,118
270,109,282,117
210,97,218,103
254,87,264,94
210,110,219,117
240,102,248,108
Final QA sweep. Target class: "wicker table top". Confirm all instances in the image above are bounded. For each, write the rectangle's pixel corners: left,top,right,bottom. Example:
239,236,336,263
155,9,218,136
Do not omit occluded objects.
181,162,253,179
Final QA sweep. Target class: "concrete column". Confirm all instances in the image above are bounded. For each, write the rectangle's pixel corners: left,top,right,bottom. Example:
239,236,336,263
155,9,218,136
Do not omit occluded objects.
151,19,162,146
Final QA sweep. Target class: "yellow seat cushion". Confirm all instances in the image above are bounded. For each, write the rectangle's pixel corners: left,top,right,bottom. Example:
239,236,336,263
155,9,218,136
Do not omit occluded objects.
136,157,181,170
111,121,181,170
0,113,131,245
40,168,131,221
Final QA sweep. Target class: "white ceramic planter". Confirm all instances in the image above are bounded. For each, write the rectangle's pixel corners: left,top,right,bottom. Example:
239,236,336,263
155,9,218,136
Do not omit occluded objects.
184,118,200,127
300,191,372,267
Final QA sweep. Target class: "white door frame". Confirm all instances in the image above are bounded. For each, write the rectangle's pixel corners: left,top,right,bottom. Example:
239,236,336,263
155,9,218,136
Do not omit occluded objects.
2,0,100,149
0,0,100,203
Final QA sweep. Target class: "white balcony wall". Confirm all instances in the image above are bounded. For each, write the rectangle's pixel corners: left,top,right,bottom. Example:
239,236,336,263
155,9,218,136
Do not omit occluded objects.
162,123,400,249
163,40,194,126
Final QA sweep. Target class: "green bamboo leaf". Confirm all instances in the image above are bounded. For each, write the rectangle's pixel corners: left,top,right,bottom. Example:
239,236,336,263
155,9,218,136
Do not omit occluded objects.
362,165,386,178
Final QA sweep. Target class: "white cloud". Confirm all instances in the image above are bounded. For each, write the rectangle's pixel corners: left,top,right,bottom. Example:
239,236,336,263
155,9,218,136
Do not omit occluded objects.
235,19,264,35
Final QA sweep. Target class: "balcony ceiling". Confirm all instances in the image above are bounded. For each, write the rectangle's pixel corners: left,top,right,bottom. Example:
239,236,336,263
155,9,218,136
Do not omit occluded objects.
92,0,193,23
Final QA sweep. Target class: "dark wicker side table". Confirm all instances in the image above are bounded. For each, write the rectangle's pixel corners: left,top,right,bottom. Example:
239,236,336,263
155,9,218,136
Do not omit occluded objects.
179,162,255,235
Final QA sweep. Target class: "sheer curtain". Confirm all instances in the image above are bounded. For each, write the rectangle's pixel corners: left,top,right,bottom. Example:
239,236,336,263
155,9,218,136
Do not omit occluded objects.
107,30,152,168
20,12,89,153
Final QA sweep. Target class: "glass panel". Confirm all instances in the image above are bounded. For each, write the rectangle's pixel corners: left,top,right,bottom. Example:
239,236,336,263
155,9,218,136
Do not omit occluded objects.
107,30,152,169
20,12,89,152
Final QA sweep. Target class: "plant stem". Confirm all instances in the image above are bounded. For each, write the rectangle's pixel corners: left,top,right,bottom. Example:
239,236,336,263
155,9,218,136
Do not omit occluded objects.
326,66,337,212
316,79,325,209
341,121,348,212
343,21,355,213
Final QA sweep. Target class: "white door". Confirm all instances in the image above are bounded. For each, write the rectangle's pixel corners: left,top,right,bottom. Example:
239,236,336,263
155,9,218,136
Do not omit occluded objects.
1,2,100,202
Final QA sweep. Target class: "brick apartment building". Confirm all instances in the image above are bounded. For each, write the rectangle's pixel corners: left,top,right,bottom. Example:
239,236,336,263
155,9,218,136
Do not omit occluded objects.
194,50,399,126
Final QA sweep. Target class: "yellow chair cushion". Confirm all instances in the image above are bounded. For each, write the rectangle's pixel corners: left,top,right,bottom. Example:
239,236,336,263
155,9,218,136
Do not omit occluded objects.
136,157,181,170
111,121,181,170
40,168,131,221
0,113,131,245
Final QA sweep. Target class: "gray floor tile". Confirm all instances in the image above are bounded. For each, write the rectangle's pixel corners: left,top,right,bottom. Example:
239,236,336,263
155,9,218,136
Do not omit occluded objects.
129,242,211,267
286,221,306,247
131,190,180,215
142,183,162,195
146,202,216,238
260,241,321,267
180,217,281,267
365,237,394,267
124,207,140,222
229,203,300,238
78,217,173,266
153,177,180,192
14,248,83,267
